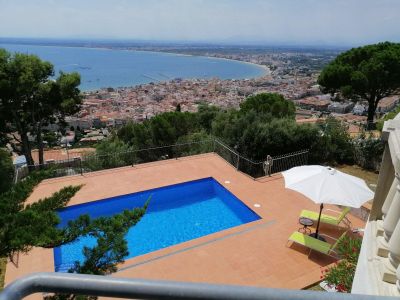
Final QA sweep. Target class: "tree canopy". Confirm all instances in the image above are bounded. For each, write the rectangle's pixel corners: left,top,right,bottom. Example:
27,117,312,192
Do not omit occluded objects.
0,171,82,258
101,92,364,170
108,93,295,160
0,169,147,300
77,88,384,176
318,42,400,125
0,49,82,168
239,92,295,118
0,149,14,194
68,206,147,276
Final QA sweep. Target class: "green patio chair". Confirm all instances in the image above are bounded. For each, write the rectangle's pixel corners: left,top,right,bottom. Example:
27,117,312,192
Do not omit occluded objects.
299,206,351,228
287,231,347,258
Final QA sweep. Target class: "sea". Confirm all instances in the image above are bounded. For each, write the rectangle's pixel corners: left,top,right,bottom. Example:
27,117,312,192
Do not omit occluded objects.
0,43,267,91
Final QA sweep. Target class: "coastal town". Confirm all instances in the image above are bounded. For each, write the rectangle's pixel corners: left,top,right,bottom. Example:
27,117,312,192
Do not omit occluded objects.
76,72,319,125
2,43,398,152
65,49,399,144
7,46,398,164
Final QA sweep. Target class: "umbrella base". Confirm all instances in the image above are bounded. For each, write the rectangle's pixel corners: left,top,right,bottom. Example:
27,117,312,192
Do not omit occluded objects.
309,233,326,242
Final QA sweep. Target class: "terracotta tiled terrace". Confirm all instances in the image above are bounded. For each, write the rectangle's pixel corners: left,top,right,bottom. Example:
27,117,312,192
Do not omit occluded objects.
5,153,365,299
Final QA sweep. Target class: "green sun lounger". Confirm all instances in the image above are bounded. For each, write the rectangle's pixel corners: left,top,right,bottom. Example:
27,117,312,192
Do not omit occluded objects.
299,206,351,227
287,231,347,257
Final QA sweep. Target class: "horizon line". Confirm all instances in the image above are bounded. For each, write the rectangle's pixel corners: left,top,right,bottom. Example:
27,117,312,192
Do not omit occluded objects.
0,36,371,50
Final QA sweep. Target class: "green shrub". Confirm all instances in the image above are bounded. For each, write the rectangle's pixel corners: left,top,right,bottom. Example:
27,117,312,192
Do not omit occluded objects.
314,118,355,165
354,134,384,171
322,236,362,292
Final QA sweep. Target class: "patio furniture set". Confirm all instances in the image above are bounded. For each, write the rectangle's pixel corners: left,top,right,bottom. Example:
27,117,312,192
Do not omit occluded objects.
289,206,351,258
282,165,374,258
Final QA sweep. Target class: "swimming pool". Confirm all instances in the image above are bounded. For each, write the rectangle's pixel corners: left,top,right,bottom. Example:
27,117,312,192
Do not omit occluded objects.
54,177,261,272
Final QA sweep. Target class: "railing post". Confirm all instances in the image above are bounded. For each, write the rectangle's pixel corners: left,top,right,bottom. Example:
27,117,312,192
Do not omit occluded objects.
14,167,19,184
79,157,83,175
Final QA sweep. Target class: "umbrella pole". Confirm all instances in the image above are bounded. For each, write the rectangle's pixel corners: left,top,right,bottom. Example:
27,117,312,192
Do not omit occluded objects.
315,203,324,239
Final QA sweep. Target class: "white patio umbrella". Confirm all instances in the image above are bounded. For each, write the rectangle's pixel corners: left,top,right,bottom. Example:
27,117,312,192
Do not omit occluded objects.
282,165,374,239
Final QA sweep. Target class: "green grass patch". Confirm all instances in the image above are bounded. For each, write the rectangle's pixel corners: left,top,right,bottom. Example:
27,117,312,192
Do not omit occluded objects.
336,165,378,190
0,257,6,290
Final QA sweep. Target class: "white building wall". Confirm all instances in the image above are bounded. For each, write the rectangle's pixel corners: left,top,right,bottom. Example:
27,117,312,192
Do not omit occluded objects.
352,114,400,296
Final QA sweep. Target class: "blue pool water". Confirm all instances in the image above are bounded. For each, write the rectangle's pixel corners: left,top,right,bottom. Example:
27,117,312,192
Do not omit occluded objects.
54,177,260,272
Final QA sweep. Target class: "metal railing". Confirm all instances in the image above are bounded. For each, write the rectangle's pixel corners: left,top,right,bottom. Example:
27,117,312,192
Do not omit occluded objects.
213,139,309,178
14,140,214,181
0,273,397,300
14,139,309,181
270,149,310,174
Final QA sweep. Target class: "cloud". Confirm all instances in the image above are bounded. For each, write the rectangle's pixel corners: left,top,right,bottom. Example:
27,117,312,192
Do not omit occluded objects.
0,0,399,46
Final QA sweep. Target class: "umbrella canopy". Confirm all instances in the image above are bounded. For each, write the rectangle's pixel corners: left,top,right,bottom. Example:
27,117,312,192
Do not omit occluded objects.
282,165,374,240
282,165,374,208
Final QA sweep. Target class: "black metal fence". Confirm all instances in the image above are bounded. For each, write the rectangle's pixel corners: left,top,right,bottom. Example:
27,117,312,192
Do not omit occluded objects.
270,150,310,174
213,139,309,178
15,139,309,181
213,139,265,178
14,140,214,181
82,139,214,172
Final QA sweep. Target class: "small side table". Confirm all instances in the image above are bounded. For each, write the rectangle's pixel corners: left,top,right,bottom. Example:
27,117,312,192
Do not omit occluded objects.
298,217,313,234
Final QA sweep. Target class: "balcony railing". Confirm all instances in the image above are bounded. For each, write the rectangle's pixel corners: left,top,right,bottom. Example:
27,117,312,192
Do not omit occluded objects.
0,272,397,300
14,138,309,181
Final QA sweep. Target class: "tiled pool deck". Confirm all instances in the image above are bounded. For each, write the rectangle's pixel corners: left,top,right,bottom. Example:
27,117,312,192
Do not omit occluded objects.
5,153,365,298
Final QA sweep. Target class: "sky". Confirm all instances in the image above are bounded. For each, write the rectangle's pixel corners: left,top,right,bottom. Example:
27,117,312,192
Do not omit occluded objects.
0,0,400,46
